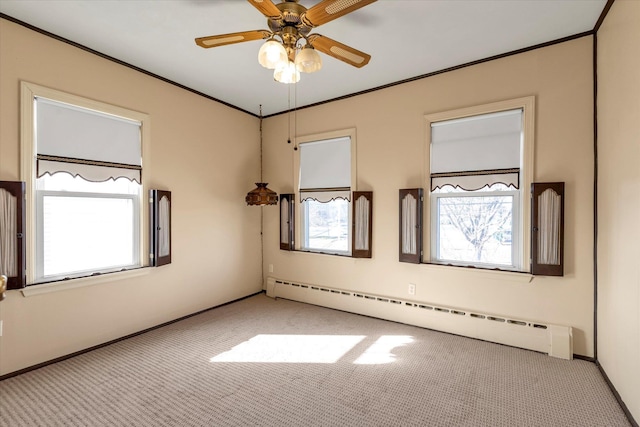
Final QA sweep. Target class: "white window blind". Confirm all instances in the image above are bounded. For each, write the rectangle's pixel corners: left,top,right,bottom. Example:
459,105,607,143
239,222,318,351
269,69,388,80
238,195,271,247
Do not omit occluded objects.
299,137,351,202
36,97,142,183
430,109,522,191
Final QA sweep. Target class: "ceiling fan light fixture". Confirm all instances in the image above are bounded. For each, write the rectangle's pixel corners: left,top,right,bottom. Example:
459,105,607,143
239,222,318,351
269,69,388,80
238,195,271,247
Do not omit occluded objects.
274,61,300,84
258,39,288,69
295,46,322,73
196,0,376,84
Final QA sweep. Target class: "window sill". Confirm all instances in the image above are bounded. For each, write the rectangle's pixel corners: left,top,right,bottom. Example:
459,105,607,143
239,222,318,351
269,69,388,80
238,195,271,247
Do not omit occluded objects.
289,249,353,258
420,262,534,283
21,268,151,297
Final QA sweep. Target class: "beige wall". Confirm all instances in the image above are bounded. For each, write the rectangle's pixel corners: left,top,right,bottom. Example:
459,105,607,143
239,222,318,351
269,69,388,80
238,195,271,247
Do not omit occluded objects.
2,7,636,418
597,0,640,421
0,19,263,375
263,36,595,357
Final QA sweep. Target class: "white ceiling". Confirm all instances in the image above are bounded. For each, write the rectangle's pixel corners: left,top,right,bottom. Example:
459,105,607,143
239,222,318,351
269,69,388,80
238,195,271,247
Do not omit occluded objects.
0,0,606,117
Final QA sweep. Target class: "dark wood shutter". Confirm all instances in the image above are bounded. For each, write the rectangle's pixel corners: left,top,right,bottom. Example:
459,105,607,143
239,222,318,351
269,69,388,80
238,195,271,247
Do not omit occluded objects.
531,182,564,276
0,181,26,289
150,190,171,267
352,191,373,258
399,188,423,264
279,194,295,251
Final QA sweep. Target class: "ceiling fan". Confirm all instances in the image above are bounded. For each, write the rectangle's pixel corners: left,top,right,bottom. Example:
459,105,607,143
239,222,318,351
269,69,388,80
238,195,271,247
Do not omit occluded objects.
195,0,377,83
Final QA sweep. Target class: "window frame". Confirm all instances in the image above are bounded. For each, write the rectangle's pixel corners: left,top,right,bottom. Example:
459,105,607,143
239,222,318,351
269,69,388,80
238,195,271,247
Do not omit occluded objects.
430,186,521,270
293,128,357,256
35,188,141,282
423,97,535,271
20,81,151,285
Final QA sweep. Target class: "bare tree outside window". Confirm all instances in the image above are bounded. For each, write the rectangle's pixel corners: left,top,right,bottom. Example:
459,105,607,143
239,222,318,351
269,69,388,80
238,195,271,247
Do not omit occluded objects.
438,195,512,263
304,199,349,252
434,184,515,266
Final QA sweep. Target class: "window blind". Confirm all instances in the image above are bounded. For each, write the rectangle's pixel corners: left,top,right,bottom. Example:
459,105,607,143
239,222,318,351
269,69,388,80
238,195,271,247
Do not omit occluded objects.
430,109,522,191
36,97,142,183
299,137,351,202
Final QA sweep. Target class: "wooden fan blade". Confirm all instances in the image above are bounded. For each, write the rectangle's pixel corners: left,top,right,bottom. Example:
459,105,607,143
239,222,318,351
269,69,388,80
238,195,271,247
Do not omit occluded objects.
308,34,371,68
247,0,283,19
195,30,271,48
302,0,376,27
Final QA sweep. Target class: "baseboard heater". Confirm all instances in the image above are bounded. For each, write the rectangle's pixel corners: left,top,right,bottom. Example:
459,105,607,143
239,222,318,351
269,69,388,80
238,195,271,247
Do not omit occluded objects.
266,277,573,360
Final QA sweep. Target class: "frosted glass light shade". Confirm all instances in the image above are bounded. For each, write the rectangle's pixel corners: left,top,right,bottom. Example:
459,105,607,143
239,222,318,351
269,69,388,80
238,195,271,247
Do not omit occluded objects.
274,61,300,84
295,47,322,73
258,40,287,69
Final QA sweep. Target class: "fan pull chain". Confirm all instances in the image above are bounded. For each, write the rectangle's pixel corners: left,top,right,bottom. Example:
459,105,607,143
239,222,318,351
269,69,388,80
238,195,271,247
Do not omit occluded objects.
294,82,298,151
287,83,292,146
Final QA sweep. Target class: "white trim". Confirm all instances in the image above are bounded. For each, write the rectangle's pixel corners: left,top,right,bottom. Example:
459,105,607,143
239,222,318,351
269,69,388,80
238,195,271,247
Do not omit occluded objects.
267,276,572,359
20,81,151,285
418,262,534,283
21,268,151,297
424,96,535,271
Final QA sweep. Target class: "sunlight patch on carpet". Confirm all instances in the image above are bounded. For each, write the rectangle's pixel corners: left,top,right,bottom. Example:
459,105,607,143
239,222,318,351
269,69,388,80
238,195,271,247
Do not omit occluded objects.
210,335,366,363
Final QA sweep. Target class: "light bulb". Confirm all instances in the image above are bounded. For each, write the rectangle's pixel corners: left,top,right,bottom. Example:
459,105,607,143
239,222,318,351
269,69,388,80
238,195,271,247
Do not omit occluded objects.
274,61,300,84
258,40,287,70
295,46,322,73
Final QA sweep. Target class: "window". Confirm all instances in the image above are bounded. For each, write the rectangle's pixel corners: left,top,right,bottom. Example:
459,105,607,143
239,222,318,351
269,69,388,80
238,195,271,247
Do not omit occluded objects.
36,174,140,280
425,98,534,271
20,82,150,284
431,183,519,268
294,130,356,256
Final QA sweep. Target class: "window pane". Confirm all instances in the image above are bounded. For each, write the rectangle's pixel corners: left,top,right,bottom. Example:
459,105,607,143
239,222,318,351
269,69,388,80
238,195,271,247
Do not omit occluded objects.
304,199,349,253
42,195,136,277
436,195,513,266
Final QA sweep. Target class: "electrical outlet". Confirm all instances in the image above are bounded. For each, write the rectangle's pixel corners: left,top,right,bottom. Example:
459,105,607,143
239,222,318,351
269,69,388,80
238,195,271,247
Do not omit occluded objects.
0,320,3,337
408,283,416,295
268,264,274,273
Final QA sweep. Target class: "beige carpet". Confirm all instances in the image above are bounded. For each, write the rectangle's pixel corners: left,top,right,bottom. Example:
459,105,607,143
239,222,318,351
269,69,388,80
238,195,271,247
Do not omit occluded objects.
0,294,631,426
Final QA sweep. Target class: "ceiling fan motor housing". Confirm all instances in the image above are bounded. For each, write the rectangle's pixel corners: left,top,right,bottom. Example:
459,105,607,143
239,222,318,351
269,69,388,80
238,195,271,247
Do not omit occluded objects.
269,1,312,42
